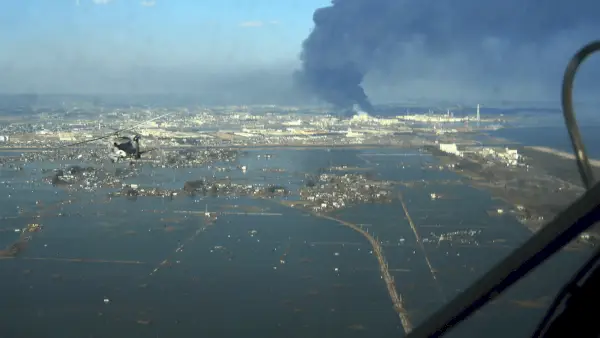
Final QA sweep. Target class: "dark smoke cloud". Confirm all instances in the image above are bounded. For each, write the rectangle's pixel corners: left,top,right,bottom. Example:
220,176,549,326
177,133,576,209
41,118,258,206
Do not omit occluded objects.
297,0,600,110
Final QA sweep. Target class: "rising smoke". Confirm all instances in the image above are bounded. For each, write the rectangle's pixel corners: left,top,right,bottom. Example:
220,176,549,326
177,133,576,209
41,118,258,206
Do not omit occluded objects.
296,0,600,113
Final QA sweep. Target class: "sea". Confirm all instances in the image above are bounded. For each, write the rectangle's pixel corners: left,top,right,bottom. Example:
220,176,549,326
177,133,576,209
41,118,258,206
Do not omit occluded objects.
462,105,600,158
491,125,600,159
0,142,593,337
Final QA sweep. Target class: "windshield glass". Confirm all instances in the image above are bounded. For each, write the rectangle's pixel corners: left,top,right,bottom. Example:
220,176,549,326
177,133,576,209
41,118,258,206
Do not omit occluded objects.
1,1,599,337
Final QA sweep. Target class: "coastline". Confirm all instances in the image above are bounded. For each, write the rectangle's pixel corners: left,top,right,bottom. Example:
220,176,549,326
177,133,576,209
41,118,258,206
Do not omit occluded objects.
525,146,600,167
428,141,596,244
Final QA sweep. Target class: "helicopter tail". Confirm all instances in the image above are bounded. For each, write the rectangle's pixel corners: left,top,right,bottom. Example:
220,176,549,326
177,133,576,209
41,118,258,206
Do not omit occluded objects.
133,135,141,159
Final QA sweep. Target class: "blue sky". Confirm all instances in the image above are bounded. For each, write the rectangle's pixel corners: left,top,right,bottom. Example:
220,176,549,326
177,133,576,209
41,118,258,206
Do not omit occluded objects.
0,0,329,94
0,0,327,68
0,0,599,103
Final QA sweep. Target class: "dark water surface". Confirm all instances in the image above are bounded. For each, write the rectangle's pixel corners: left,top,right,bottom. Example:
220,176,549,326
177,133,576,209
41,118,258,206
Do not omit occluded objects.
0,148,590,338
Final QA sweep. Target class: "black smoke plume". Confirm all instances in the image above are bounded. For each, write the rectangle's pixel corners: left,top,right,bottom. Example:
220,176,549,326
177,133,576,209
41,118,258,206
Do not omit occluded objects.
295,63,373,114
296,0,381,114
297,0,600,110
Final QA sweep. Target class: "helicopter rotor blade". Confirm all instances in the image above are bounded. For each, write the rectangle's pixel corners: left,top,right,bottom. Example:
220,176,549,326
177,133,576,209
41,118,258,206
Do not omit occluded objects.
139,147,156,155
61,112,174,148
117,112,174,134
63,133,118,147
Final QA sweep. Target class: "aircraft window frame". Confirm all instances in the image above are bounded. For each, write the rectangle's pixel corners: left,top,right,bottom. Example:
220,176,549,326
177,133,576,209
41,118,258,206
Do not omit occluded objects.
406,40,600,338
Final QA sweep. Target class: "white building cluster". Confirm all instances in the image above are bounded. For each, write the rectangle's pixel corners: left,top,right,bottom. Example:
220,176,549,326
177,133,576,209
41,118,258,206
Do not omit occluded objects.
481,147,521,166
439,143,463,157
439,143,522,167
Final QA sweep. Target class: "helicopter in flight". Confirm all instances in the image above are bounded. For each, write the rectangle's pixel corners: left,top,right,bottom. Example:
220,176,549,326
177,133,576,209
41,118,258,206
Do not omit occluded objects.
108,134,152,162
64,112,173,163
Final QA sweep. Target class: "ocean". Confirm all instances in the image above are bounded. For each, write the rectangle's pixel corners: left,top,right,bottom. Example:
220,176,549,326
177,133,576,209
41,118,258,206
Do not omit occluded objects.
491,125,600,159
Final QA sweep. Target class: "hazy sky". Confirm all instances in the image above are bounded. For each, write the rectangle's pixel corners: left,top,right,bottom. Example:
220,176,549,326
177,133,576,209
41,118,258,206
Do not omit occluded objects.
0,0,326,96
1,0,599,104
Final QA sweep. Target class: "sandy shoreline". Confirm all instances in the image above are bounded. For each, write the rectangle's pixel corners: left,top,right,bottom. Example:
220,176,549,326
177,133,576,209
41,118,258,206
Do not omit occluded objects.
525,146,600,167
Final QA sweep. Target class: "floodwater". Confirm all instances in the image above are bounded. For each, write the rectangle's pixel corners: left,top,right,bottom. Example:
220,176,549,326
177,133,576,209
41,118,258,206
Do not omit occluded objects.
0,147,591,338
